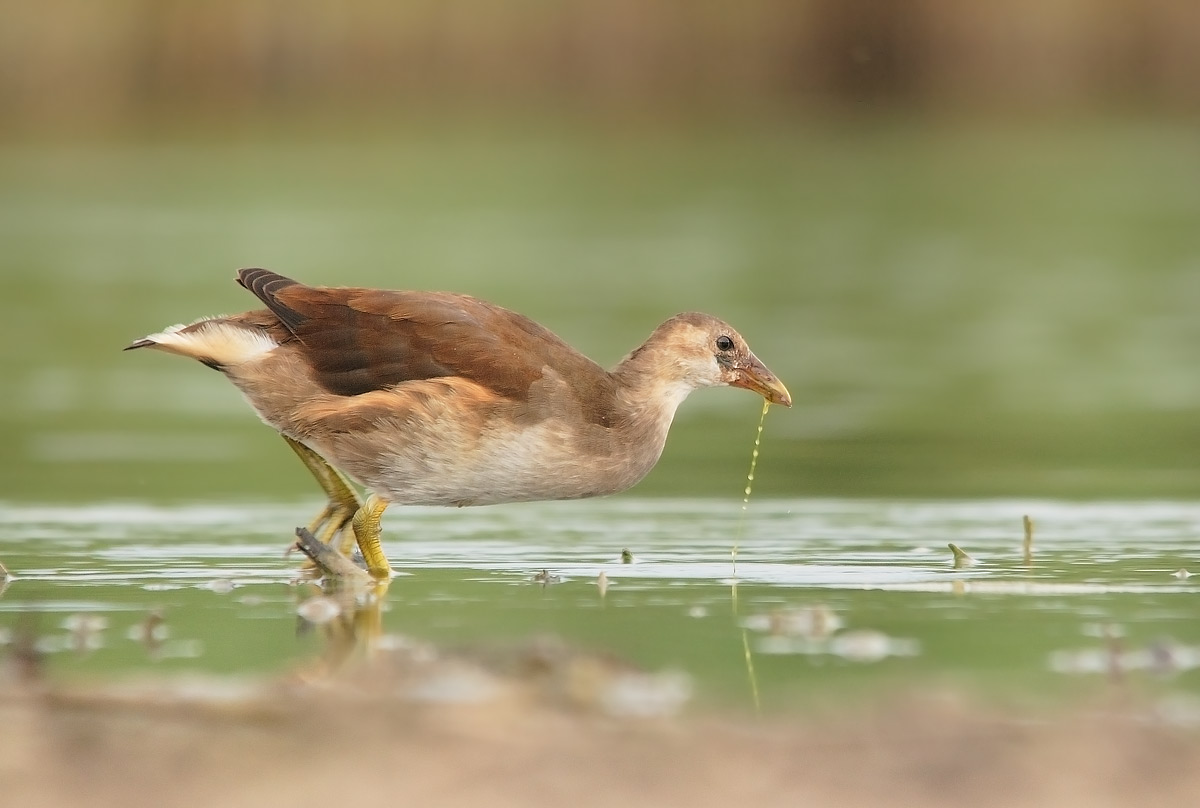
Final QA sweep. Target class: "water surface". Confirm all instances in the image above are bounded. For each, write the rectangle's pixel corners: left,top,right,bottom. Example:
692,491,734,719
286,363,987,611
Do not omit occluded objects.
3,498,1196,710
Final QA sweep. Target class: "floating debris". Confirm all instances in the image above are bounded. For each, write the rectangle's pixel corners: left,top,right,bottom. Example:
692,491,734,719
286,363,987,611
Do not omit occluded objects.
746,606,918,663
334,630,693,717
531,570,563,586
620,548,634,564
156,639,205,659
1047,646,1118,676
0,559,9,580
599,670,692,718
1082,623,1125,639
687,605,708,619
122,618,203,661
127,609,169,655
752,634,814,656
743,605,842,641
62,614,108,653
1049,638,1200,678
1171,568,1193,579
1147,639,1191,676
405,665,501,705
948,543,976,569
1155,694,1200,729
375,634,437,662
757,630,920,662
596,571,609,599
829,630,920,663
297,596,342,625
3,615,43,681
203,579,235,594
1023,514,1034,565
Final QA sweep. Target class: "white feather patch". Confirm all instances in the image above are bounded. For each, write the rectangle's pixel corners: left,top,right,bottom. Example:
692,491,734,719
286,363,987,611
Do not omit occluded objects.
140,318,278,366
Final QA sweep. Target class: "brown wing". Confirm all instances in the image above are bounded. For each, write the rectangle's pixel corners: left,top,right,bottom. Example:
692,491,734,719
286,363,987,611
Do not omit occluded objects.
236,268,613,410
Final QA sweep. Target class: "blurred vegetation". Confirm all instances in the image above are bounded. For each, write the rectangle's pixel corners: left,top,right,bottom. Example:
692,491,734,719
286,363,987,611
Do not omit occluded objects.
0,1,1197,502
3,0,1200,127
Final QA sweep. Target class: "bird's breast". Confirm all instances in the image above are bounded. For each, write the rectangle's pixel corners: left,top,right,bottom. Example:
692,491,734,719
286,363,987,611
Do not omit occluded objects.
325,416,666,507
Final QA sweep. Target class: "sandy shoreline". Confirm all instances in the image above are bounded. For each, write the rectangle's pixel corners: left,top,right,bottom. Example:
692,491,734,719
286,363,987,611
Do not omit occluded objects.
4,666,1199,808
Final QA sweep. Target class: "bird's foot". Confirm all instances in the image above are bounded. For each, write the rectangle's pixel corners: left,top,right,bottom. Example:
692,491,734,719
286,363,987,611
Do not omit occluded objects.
351,494,391,580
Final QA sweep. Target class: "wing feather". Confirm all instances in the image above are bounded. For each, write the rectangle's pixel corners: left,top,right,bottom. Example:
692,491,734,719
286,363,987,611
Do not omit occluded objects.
235,268,614,419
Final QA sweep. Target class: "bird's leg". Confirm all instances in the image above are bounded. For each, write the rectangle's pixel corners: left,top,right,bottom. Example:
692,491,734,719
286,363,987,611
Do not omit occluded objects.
350,494,392,579
282,435,361,553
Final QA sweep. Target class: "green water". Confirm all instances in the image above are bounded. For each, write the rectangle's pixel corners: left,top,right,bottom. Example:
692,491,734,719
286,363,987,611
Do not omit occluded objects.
2,499,1198,710
0,118,1197,709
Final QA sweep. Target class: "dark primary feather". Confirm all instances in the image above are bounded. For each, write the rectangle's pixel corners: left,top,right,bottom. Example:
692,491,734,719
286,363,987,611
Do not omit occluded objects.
237,268,303,331
234,269,617,422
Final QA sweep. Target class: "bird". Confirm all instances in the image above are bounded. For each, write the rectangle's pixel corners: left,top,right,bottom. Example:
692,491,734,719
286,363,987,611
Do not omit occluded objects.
126,269,791,578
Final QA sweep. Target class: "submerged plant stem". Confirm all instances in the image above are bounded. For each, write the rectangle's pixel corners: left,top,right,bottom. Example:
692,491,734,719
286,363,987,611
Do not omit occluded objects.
741,628,761,715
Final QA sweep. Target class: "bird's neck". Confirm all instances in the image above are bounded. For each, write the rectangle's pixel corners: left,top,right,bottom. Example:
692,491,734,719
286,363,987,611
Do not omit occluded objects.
609,343,696,453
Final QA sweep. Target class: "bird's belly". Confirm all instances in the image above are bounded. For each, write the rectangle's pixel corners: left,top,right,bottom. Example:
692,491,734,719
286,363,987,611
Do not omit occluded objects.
315,421,652,507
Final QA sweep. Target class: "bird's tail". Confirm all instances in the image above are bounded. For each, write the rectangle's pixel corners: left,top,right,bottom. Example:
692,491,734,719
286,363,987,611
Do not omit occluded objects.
124,317,278,371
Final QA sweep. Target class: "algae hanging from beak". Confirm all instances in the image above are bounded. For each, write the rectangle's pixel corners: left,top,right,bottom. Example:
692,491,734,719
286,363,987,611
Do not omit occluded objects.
732,398,772,716
732,398,771,575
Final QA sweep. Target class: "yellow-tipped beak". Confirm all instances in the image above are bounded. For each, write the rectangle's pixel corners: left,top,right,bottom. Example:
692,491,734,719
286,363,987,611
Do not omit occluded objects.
731,354,792,407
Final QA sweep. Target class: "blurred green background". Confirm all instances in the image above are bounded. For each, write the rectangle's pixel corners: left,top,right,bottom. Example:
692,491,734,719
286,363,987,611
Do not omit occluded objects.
1,0,1198,503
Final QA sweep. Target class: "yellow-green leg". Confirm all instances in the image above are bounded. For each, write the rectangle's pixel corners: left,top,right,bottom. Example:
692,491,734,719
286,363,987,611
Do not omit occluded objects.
282,435,391,579
283,435,361,553
351,494,391,579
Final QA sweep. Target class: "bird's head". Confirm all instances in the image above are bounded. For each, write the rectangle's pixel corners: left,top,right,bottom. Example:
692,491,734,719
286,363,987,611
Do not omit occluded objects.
631,313,792,408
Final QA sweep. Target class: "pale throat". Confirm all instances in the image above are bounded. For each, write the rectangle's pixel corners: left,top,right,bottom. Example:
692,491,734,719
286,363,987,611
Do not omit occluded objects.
611,372,694,446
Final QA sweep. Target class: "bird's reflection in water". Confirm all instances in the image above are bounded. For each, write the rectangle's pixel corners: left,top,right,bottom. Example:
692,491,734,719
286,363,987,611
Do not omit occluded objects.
294,576,390,681
291,526,391,681
285,528,692,717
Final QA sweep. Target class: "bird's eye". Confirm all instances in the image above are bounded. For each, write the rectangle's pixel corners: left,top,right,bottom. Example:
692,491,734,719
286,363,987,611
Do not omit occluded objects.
715,335,734,352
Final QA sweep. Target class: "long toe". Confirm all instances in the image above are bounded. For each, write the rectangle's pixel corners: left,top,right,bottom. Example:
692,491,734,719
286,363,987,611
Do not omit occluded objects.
350,494,391,579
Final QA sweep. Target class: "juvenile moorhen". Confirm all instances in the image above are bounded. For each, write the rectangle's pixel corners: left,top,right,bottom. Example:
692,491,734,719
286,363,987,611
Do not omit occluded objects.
127,269,791,577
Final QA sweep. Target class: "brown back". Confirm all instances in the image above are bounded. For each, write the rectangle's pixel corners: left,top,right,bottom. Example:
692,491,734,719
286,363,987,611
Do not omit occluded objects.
237,269,616,421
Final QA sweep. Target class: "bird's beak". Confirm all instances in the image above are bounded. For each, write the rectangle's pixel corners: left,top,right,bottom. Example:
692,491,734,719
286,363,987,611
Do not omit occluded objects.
730,352,792,407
